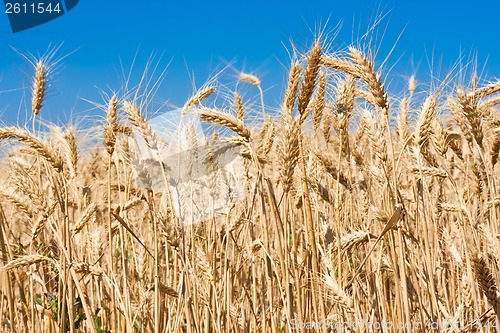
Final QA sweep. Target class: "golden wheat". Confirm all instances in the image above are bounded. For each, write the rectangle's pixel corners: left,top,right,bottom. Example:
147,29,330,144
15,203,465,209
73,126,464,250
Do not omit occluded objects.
1,37,500,333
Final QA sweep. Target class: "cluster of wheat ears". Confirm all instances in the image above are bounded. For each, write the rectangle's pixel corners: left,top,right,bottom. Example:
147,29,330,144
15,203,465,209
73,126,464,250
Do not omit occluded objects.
0,38,500,333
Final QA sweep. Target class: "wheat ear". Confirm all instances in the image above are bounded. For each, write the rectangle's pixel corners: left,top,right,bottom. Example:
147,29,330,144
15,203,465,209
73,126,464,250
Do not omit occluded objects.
490,121,500,167
184,86,216,110
298,41,322,115
104,95,118,155
257,120,275,159
197,107,250,140
31,60,46,117
123,100,158,151
349,47,389,112
320,55,358,73
473,80,500,99
415,95,438,166
3,255,55,271
62,126,78,178
239,72,265,115
456,90,484,147
471,254,499,314
280,120,299,192
312,71,326,132
234,92,245,121
282,62,301,121
239,72,261,86
397,97,410,143
0,127,63,171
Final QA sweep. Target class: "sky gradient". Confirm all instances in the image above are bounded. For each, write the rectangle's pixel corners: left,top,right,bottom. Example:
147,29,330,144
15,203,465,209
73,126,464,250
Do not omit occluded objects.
1,0,499,125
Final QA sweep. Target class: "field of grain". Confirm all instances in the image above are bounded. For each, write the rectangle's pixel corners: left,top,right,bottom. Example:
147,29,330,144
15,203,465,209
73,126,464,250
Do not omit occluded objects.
0,40,500,332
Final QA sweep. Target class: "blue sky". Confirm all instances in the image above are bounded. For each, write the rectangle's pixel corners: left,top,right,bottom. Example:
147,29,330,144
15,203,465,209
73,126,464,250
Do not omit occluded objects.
1,0,500,126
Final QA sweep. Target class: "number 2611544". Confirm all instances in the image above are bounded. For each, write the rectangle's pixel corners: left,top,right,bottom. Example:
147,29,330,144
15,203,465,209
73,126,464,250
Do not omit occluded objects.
5,2,62,14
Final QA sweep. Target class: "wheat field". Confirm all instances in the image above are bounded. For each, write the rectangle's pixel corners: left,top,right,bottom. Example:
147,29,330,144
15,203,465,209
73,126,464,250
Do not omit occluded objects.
0,39,500,332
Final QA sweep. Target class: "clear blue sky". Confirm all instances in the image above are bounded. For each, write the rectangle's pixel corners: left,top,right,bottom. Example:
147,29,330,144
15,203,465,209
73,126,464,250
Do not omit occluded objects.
1,0,499,126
